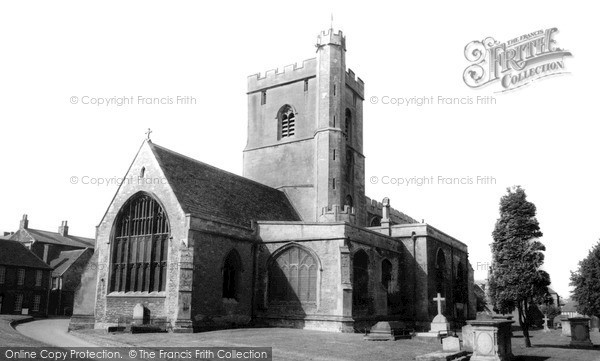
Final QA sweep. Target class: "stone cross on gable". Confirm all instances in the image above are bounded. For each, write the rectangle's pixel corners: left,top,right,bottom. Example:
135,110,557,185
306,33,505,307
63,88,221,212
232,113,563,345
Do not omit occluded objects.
433,293,446,316
145,128,153,141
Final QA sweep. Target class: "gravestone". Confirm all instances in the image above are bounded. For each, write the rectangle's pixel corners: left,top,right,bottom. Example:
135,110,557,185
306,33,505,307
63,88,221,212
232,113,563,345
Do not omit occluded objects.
467,320,513,361
461,324,474,352
442,336,461,352
133,303,145,325
363,321,412,341
569,317,593,348
543,315,550,332
561,316,571,337
430,293,450,333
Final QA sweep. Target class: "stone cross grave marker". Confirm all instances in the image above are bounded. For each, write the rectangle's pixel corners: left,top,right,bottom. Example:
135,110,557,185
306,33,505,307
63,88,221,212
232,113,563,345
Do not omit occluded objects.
543,315,550,332
433,293,445,315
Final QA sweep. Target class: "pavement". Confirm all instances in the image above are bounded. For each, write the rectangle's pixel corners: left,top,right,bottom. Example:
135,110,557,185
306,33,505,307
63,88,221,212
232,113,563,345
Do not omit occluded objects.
15,318,97,347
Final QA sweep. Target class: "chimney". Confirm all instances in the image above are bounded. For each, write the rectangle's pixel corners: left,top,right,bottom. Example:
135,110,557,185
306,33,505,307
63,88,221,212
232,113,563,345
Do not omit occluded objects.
19,214,29,230
59,221,69,236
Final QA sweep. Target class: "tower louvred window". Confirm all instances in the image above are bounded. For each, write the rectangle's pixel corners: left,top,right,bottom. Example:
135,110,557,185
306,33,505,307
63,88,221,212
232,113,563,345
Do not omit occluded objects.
279,105,296,138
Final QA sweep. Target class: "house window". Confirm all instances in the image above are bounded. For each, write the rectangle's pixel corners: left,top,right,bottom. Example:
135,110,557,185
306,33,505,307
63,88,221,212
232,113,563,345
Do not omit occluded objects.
278,105,296,139
35,270,42,287
52,277,59,290
32,295,41,312
0,266,5,284
222,250,242,299
17,269,25,286
110,193,170,293
14,294,23,312
269,246,318,304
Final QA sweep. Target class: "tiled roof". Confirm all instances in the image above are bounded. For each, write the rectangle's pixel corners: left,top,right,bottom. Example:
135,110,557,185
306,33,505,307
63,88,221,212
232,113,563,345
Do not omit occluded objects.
25,229,94,249
150,143,301,228
49,249,89,276
562,300,578,312
0,239,51,269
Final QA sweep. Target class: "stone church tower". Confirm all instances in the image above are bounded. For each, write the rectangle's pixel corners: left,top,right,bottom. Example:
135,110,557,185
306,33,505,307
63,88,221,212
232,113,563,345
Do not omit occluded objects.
244,29,366,226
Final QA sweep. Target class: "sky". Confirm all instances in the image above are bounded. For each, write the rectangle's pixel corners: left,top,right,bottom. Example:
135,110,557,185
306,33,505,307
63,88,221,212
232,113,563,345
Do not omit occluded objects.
0,1,598,298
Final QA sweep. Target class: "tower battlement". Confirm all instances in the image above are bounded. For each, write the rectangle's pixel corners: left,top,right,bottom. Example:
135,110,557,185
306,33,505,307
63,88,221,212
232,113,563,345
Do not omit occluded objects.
317,29,346,50
318,204,356,224
247,58,317,93
345,68,365,98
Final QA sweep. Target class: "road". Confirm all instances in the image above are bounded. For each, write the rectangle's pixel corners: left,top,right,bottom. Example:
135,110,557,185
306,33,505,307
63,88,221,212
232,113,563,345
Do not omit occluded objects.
16,318,97,347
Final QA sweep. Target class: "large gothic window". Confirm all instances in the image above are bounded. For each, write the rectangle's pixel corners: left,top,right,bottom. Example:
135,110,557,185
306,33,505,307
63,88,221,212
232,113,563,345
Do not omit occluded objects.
268,246,318,304
435,248,446,296
278,105,296,139
110,193,169,293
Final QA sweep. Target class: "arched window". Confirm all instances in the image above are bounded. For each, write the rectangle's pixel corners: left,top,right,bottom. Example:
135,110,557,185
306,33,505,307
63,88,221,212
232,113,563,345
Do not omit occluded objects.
110,193,169,293
353,250,369,308
344,195,354,209
344,109,352,142
454,262,467,304
222,250,242,299
381,259,392,291
369,217,381,227
268,246,318,303
435,248,446,296
278,105,296,139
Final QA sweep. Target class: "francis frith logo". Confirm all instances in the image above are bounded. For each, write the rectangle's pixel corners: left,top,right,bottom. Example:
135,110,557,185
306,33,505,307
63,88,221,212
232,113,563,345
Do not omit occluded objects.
463,28,572,92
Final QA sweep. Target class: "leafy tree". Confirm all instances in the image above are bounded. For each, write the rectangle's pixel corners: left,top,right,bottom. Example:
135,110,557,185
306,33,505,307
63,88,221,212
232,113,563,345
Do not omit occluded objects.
570,241,600,317
489,186,550,347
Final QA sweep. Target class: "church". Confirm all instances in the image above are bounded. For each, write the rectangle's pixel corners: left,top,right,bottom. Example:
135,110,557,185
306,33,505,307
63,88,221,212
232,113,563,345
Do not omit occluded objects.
71,28,476,333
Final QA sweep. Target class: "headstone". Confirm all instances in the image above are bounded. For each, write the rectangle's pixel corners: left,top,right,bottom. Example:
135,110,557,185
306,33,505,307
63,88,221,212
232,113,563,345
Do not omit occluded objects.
442,336,461,352
133,303,145,325
461,324,474,352
429,293,450,333
467,320,513,361
363,321,412,341
569,317,593,348
591,316,599,332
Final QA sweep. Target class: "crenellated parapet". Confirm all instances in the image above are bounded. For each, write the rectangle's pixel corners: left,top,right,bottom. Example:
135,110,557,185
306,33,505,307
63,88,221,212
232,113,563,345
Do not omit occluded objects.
319,204,356,224
345,68,364,98
247,58,317,93
365,196,419,225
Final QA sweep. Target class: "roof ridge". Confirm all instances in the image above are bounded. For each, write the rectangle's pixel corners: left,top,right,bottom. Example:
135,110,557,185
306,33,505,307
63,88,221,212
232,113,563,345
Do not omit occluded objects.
149,142,287,195
28,228,94,242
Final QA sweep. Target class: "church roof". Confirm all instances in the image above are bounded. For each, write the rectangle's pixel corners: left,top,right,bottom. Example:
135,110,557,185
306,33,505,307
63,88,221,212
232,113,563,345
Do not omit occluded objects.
24,228,95,249
149,143,301,228
0,239,52,269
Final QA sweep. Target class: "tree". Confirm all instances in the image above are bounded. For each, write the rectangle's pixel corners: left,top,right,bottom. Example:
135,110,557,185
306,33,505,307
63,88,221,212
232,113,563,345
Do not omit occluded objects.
570,241,600,317
489,186,550,347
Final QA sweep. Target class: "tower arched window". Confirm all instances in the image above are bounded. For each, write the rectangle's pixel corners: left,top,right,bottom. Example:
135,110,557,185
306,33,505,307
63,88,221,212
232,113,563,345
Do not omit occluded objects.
222,250,243,299
110,193,169,293
344,194,354,209
278,105,296,139
268,245,318,304
344,109,352,142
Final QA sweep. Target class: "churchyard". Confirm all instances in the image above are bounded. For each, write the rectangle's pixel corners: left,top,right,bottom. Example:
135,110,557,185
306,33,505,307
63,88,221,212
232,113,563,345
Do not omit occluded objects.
66,326,600,361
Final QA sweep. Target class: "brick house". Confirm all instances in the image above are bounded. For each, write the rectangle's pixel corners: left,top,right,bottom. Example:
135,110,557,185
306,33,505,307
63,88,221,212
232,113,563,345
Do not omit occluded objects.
72,28,476,333
0,239,52,315
9,216,94,315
